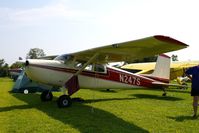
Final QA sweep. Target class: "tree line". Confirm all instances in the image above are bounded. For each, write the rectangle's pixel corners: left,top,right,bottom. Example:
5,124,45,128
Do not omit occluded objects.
0,59,9,77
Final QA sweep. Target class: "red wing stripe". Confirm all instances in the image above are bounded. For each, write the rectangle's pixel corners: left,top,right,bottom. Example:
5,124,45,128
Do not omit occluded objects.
154,35,188,46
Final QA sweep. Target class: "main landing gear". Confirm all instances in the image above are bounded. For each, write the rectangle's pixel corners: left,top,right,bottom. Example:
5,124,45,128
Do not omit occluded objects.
41,90,53,101
40,90,72,108
57,95,72,108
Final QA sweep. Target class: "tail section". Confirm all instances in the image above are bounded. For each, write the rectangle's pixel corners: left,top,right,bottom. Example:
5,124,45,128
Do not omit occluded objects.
151,54,171,80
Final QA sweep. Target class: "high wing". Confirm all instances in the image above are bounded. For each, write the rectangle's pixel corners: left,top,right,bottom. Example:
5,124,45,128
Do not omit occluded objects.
70,35,188,63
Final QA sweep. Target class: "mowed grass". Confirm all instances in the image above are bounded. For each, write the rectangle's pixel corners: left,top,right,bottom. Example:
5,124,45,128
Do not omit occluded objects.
0,77,198,133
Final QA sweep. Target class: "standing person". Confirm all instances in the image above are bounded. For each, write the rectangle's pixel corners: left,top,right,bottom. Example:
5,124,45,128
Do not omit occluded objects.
185,65,199,118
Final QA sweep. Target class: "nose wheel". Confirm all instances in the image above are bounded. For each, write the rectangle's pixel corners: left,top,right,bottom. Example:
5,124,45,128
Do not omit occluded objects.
57,95,72,108
41,90,53,101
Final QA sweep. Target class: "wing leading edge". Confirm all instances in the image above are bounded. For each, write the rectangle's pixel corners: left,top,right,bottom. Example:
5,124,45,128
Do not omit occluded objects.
70,35,188,63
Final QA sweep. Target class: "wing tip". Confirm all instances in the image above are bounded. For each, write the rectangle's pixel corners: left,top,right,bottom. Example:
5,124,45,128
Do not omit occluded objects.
159,54,170,59
154,35,189,47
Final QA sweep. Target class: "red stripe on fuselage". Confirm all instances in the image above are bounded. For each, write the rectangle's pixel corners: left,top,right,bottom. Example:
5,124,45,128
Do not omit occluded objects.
141,75,169,83
28,64,159,88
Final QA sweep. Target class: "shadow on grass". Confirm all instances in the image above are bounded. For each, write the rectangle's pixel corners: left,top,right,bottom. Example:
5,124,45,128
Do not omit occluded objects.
167,115,198,122
166,89,190,94
1,93,148,133
98,89,118,93
123,87,190,95
84,97,136,104
132,94,184,101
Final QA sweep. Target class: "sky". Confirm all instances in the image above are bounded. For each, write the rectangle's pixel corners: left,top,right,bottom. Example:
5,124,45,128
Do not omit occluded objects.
0,0,198,65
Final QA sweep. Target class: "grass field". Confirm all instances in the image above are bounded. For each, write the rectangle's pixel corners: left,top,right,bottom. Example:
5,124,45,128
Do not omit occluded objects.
0,77,198,133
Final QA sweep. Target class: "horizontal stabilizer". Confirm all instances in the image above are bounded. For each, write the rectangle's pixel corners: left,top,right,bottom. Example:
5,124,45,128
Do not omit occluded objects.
152,81,189,88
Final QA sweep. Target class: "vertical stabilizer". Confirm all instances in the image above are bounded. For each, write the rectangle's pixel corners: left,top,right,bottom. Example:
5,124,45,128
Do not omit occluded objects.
151,54,171,80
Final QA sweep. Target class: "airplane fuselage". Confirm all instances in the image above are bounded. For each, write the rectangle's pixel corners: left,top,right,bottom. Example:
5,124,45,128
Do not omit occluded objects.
25,59,167,90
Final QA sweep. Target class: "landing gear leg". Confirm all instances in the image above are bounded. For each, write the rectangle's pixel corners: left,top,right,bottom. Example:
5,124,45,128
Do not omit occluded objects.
57,88,72,107
61,87,67,95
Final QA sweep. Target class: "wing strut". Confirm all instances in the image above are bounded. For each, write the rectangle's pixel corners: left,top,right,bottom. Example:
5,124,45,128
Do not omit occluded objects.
65,53,99,96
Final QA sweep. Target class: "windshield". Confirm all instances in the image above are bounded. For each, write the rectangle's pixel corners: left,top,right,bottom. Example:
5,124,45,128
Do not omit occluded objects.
54,54,73,62
54,54,106,73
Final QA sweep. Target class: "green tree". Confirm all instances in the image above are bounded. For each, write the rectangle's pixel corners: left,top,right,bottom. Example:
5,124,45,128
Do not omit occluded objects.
26,48,46,59
10,62,23,69
0,59,5,67
0,59,9,77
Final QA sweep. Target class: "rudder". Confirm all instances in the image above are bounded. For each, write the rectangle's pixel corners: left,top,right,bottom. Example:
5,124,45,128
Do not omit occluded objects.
151,54,171,80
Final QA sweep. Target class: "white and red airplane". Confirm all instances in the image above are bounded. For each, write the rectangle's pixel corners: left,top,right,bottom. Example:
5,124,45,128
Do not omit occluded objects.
23,35,188,107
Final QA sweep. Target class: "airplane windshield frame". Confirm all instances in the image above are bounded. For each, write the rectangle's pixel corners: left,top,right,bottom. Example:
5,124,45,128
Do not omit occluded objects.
54,54,73,62
55,55,107,73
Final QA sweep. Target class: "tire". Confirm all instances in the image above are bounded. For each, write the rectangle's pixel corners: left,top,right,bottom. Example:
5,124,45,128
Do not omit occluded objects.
40,90,53,101
24,89,29,94
106,89,110,91
57,95,72,108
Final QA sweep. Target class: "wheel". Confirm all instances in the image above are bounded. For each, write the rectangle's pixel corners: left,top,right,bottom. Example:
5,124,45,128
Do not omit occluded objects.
24,89,29,94
40,90,53,101
57,95,72,108
162,92,167,96
106,89,110,91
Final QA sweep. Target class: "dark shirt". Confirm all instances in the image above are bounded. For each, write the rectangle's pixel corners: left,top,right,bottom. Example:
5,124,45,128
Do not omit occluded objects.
185,65,199,89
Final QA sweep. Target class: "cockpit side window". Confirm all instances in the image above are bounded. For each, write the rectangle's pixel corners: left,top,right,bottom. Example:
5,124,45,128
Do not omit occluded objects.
74,61,106,73
93,64,106,73
55,55,106,73
85,64,106,73
74,60,86,69
84,64,93,71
